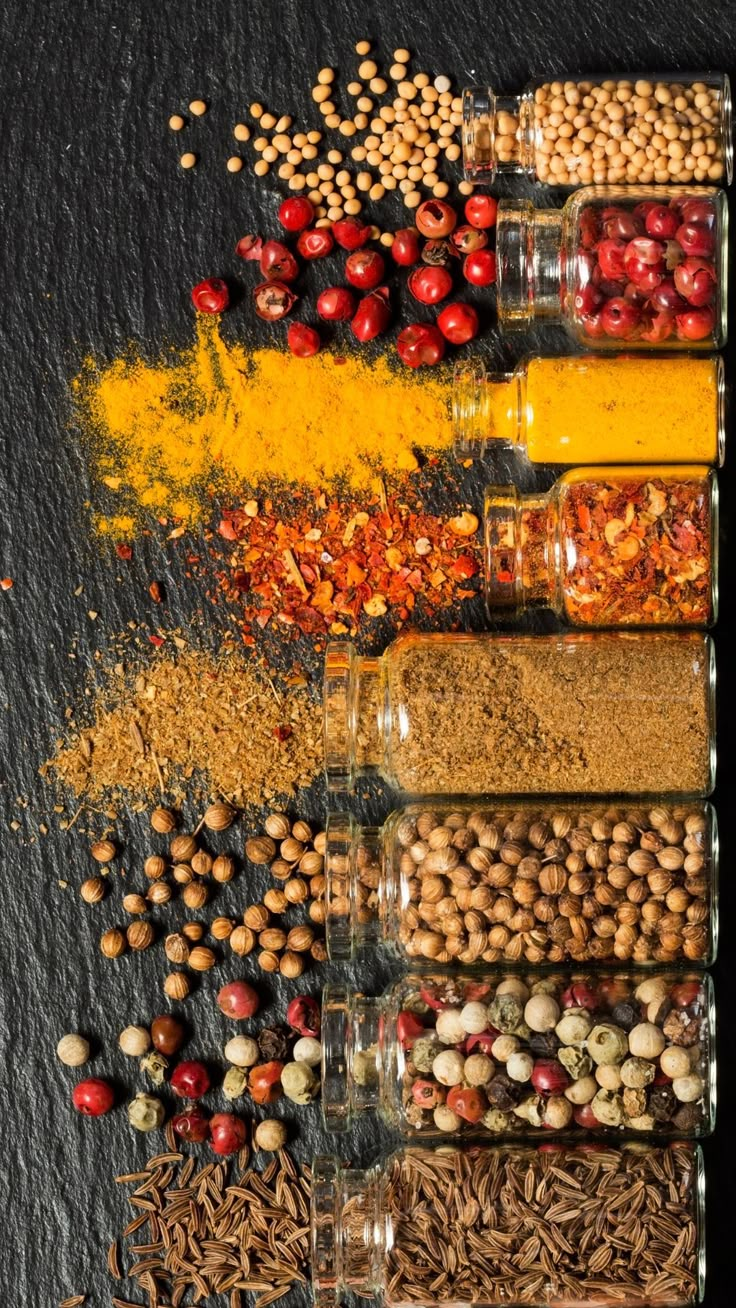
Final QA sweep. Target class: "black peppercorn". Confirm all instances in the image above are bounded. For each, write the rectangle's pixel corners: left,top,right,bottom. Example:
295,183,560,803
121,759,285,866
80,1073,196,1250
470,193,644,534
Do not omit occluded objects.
528,1031,560,1058
485,1073,520,1111
648,1085,676,1123
257,1025,292,1061
610,1002,640,1031
672,1102,700,1132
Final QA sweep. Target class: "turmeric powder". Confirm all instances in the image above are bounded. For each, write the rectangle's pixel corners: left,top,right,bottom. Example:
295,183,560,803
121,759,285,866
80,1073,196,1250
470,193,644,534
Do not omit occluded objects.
73,317,453,529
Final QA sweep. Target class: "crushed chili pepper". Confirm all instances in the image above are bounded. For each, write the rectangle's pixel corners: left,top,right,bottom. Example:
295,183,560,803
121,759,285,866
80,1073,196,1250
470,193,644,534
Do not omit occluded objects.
215,488,483,639
149,580,163,603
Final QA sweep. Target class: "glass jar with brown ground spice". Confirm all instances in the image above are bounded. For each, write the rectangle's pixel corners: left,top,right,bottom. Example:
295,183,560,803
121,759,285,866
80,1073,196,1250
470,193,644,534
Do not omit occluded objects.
324,801,716,967
323,633,715,797
462,74,731,186
485,467,717,627
320,971,715,1139
311,1142,705,1308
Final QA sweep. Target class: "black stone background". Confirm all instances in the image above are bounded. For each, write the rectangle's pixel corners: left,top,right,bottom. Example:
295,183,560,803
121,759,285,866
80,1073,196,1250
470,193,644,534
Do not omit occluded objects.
0,0,734,1303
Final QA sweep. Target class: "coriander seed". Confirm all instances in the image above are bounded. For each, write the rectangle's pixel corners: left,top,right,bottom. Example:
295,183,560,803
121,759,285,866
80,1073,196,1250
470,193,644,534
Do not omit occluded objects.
191,849,213,876
164,932,190,964
181,922,205,942
212,854,235,882
188,945,216,971
127,921,154,951
279,950,304,978
210,916,235,940
230,926,256,956
100,928,126,959
80,876,105,904
204,801,236,831
147,881,172,905
151,806,177,833
171,834,198,862
91,839,116,864
144,855,167,880
163,972,190,1000
182,882,209,909
246,835,276,864
122,893,148,915
258,950,280,972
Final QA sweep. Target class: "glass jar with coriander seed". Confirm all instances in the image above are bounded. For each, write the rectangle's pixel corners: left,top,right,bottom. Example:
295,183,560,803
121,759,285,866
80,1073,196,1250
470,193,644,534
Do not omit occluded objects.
320,970,715,1139
462,73,731,186
324,801,717,967
484,466,717,627
312,1141,706,1308
453,354,726,465
495,185,728,349
323,632,716,797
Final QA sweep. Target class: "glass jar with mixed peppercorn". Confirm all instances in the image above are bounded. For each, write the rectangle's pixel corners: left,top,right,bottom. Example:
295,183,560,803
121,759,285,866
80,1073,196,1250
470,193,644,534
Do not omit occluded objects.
463,74,731,186
495,185,727,348
484,466,717,627
320,972,714,1139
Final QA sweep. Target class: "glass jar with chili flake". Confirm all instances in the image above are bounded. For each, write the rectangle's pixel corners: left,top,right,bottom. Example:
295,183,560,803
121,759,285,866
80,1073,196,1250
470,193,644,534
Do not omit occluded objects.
485,467,717,627
495,185,728,348
320,971,715,1139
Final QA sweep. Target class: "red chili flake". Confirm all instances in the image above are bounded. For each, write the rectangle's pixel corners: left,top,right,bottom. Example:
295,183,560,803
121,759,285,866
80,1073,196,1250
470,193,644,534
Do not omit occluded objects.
115,543,133,560
273,724,293,742
149,581,163,603
0,577,13,590
148,634,166,647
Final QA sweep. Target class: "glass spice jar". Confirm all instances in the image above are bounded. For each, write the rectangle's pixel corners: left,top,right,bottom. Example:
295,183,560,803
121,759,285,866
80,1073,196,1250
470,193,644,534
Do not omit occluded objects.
462,73,732,186
323,632,716,797
320,971,715,1139
495,185,728,348
324,801,717,968
312,1142,705,1308
453,354,726,465
485,466,717,627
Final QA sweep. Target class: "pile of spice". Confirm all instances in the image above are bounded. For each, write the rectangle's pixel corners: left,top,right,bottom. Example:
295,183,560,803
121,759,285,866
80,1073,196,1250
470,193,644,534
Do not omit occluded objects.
382,1144,699,1304
112,1149,310,1307
395,972,710,1136
74,317,453,532
217,491,481,639
377,802,712,966
43,648,322,807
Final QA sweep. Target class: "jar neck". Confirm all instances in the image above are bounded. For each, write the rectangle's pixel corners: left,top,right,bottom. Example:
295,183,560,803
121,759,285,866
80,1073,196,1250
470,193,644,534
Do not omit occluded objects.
321,986,382,1129
324,641,383,791
453,359,522,457
326,811,390,959
497,199,565,329
311,1156,383,1308
484,484,558,612
462,86,535,180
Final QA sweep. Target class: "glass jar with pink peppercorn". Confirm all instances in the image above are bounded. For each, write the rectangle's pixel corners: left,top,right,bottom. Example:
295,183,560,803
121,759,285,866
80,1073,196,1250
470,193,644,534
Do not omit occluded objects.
495,185,727,348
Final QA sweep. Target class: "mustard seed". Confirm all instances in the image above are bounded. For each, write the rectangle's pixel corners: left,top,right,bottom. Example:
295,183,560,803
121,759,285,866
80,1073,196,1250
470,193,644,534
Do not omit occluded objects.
227,156,243,173
312,84,331,103
254,160,270,176
325,114,341,129
327,148,343,164
317,67,334,85
169,114,185,131
370,77,388,94
355,39,372,55
233,123,250,141
189,99,207,116
180,151,197,169
390,63,407,80
260,112,277,129
250,102,264,117
347,80,363,96
289,174,307,190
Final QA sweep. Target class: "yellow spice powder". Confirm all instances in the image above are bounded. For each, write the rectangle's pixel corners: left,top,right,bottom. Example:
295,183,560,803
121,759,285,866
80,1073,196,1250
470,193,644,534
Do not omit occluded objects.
73,317,453,527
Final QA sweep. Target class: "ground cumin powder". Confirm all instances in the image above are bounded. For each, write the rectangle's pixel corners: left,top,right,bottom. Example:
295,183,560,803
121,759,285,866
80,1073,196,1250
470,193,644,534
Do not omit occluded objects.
73,317,453,529
43,649,323,807
349,632,713,795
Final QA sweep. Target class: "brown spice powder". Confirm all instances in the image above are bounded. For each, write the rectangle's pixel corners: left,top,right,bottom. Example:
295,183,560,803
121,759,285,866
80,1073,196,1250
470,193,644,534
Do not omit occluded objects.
43,649,323,807
379,633,712,795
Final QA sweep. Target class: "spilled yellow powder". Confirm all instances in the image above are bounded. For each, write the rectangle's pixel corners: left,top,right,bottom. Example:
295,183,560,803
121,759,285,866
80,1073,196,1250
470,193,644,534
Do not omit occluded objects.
74,317,453,527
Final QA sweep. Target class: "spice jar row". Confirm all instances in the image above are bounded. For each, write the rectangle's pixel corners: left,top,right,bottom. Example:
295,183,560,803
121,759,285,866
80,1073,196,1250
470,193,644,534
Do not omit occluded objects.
320,971,714,1139
454,353,725,466
324,632,715,796
462,72,731,187
495,185,727,348
312,1142,704,1308
324,801,716,967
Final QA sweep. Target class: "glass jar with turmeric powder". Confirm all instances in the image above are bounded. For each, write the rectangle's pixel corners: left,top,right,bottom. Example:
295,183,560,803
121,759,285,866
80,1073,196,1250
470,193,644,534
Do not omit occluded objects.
496,186,727,348
462,74,732,186
485,467,717,627
454,355,725,465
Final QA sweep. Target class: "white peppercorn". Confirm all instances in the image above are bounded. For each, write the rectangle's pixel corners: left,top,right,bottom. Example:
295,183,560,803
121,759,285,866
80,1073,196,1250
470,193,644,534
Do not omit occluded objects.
255,1118,288,1150
433,1104,462,1132
661,1045,692,1079
224,1036,260,1067
463,1053,495,1086
596,1063,623,1091
432,1049,466,1086
628,1022,666,1060
56,1034,90,1067
620,1057,656,1089
281,1060,318,1103
435,1008,466,1044
460,1001,489,1034
118,1025,151,1057
564,1074,597,1105
555,1011,592,1045
506,1052,534,1082
524,994,560,1032
673,1073,703,1103
128,1093,165,1132
293,1036,322,1066
491,1035,519,1062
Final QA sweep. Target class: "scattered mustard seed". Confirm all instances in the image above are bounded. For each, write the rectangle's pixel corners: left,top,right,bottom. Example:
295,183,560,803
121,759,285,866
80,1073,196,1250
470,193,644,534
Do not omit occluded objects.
168,114,185,131
227,156,243,173
189,98,207,116
179,152,197,169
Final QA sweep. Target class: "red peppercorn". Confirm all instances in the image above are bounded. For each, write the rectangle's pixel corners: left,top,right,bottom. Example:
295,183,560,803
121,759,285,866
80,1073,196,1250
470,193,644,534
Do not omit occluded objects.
331,217,371,250
415,199,457,239
216,981,260,1020
573,1103,599,1129
446,1085,487,1123
278,196,315,232
670,980,702,1008
191,278,229,314
248,1061,284,1105
412,1079,445,1108
172,1106,211,1142
259,240,299,283
530,1059,570,1096
639,309,675,344
253,282,297,321
391,227,421,266
317,286,356,321
345,249,385,290
351,287,391,341
286,996,321,1038
296,228,334,259
407,265,452,306
596,239,627,282
462,249,496,287
170,1060,211,1100
600,297,641,338
676,222,715,257
396,1010,425,1050
287,322,321,357
674,257,717,307
151,1015,185,1055
72,1078,115,1117
397,323,445,368
436,302,479,345
464,193,498,230
464,1031,497,1055
235,234,264,261
561,982,599,1010
451,224,488,254
209,1112,247,1156
645,205,680,240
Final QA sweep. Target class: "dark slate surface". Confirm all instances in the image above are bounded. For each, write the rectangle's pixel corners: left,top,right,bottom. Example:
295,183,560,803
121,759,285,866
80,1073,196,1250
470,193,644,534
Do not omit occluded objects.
0,0,734,1304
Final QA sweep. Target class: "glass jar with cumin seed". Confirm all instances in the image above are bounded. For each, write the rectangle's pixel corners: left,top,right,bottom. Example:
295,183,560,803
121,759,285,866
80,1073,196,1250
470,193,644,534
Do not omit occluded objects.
324,801,717,967
312,1142,705,1308
323,632,716,797
320,971,715,1139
